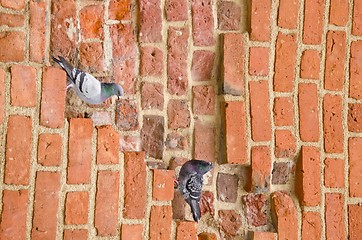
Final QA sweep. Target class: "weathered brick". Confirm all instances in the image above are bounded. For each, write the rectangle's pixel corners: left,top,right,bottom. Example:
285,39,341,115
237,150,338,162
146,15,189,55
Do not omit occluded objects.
222,33,244,95
200,191,215,217
30,0,46,63
153,169,175,201
274,33,297,92
67,118,93,184
167,27,189,95
10,65,36,107
300,50,320,80
217,1,241,31
250,81,272,141
109,0,130,20
5,115,32,185
278,0,298,29
31,171,61,239
224,101,247,164
302,212,321,240
123,152,146,219
96,125,119,165
349,137,362,197
272,162,293,185
172,190,186,220
275,130,296,158
0,13,24,27
110,24,135,60
325,31,346,91
40,67,66,128
113,58,136,94
65,191,89,225
348,103,362,132
349,41,362,99
194,119,215,162
95,171,120,236
0,31,25,62
352,1,362,36
324,158,344,188
193,85,215,115
91,111,112,126
141,82,163,110
141,115,164,159
271,191,298,240
330,0,349,26
325,193,345,240
217,173,238,203
80,4,103,39
191,50,215,81
198,232,217,240
250,0,271,41
251,146,271,192
167,99,190,129
219,210,242,238
120,135,141,152
273,97,294,126
121,224,143,240
116,98,139,131
249,47,269,76
303,0,324,44
323,94,343,153
242,194,267,227
348,204,362,240
252,232,276,240
149,206,172,240
165,0,187,21
140,47,163,76
298,83,319,142
191,0,215,46
79,42,104,73
38,133,62,166
295,146,321,206
139,0,162,42
1,0,24,9
0,190,28,240
166,132,187,150
0,69,5,123
64,229,88,240
176,221,197,240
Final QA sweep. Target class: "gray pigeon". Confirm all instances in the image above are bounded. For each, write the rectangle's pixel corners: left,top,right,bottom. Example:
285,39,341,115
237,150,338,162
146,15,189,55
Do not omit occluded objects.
52,56,124,104
177,159,214,222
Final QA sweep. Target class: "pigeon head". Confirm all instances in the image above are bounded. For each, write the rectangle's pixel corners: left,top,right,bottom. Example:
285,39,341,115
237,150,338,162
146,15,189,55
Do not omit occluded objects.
183,159,214,175
112,83,124,100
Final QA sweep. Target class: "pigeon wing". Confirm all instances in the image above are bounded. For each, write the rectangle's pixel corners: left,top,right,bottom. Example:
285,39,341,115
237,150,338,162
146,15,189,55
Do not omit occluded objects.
185,174,203,222
73,70,101,99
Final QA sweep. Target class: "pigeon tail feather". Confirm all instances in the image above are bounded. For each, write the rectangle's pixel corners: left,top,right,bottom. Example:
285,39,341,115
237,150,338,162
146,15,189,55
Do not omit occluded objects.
189,199,201,222
52,56,75,83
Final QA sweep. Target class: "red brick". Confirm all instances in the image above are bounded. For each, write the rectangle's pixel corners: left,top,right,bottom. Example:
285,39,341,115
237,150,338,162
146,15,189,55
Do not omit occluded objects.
275,130,296,158
217,173,238,203
167,99,190,129
51,0,76,61
139,0,162,42
349,41,362,99
29,0,46,63
141,115,164,159
153,169,175,201
352,1,362,36
149,206,172,240
67,118,93,184
323,94,343,153
242,194,267,227
80,4,103,39
0,69,4,123
0,13,24,27
5,115,32,185
166,132,188,150
96,125,119,165
300,50,320,80
110,24,136,60
191,50,215,81
200,191,214,217
172,190,186,220
121,224,143,240
31,171,61,239
329,0,349,26
224,101,247,164
191,0,215,46
115,98,139,130
250,80,272,141
325,193,345,240
349,137,362,197
109,0,130,20
113,58,136,94
217,1,241,31
348,103,362,132
1,0,24,9
298,83,319,142
295,146,321,206
222,33,244,95
141,82,163,110
38,133,62,166
65,191,89,225
271,191,298,240
302,212,321,240
79,42,104,73
0,31,25,62
250,0,271,41
198,232,217,240
219,210,242,237
64,229,88,240
0,190,28,240
273,97,294,126
251,146,271,192
123,152,147,219
348,204,362,240
194,119,215,162
193,85,215,115
167,27,189,95
140,46,163,76
278,0,298,29
303,0,324,44
249,47,269,76
274,33,297,92
40,67,66,128
165,0,187,21
252,232,276,240
324,158,344,188
176,221,197,240
325,31,346,91
10,65,36,107
95,171,120,236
